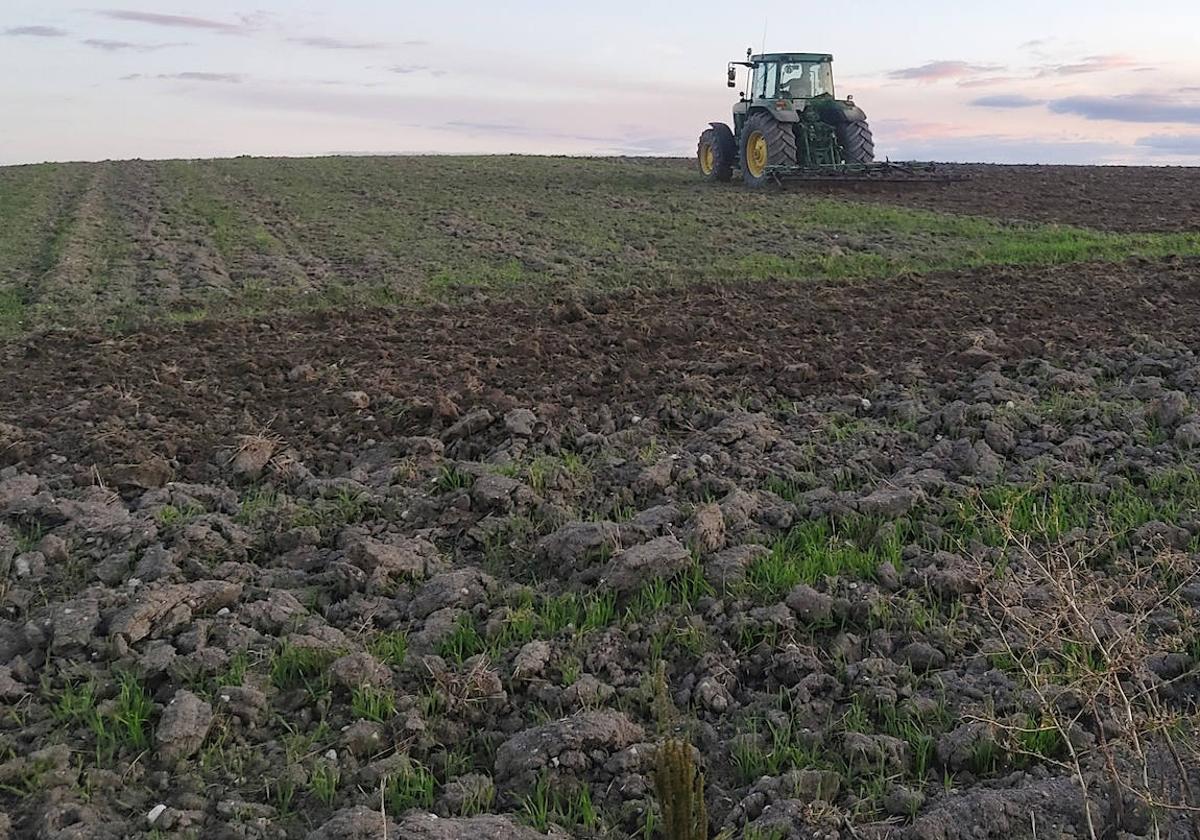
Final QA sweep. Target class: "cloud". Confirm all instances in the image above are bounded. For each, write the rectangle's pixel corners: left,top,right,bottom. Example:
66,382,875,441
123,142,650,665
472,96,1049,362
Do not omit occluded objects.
123,72,245,83
169,72,243,83
1135,134,1200,156
84,38,184,52
1037,54,1138,77
3,25,68,37
96,10,245,33
1019,38,1049,49
1048,95,1200,124
970,94,1045,108
288,36,386,50
313,79,385,88
388,65,446,77
888,61,1004,83
956,76,1017,89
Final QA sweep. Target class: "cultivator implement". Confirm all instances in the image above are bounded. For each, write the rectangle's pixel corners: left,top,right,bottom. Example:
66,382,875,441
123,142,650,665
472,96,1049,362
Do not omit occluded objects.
765,161,969,184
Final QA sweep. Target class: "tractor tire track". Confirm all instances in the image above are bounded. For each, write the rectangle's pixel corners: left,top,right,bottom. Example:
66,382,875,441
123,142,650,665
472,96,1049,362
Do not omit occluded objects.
26,164,127,326
106,160,236,313
205,158,400,292
0,164,94,304
175,161,316,299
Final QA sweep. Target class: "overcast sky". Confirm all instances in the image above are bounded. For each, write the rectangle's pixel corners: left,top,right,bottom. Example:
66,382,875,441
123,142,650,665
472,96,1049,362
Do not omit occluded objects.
2,0,1199,166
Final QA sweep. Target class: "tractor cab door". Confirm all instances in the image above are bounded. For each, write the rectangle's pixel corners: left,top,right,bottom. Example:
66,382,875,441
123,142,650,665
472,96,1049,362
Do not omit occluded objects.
751,61,779,103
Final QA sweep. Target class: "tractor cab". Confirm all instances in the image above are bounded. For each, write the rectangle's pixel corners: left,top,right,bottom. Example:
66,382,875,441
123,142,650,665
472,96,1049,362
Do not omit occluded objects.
742,53,836,103
729,52,841,140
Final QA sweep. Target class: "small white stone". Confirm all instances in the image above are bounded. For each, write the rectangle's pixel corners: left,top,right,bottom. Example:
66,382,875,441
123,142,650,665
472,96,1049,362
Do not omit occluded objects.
147,804,167,825
325,749,338,762
631,415,642,424
860,398,872,409
1006,401,1015,409
216,607,230,616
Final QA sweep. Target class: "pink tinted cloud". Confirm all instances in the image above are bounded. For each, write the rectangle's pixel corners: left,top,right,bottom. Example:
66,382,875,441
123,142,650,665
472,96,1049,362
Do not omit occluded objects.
97,10,247,33
84,38,185,52
1037,54,1138,77
288,36,387,50
888,61,1004,83
957,76,1019,89
867,118,967,142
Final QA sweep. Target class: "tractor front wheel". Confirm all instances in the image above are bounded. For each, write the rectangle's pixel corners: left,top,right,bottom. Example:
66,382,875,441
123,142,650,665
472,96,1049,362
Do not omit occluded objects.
697,124,736,182
837,120,875,164
740,112,797,188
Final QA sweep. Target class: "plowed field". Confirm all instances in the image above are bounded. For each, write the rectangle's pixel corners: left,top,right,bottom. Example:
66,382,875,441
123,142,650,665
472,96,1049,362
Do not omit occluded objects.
1,156,1198,840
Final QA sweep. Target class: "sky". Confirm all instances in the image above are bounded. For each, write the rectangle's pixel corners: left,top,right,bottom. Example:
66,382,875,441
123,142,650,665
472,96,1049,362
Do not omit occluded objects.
2,1,1200,166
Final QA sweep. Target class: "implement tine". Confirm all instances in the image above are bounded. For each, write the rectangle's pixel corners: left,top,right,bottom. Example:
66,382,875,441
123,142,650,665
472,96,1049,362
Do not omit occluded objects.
763,161,969,184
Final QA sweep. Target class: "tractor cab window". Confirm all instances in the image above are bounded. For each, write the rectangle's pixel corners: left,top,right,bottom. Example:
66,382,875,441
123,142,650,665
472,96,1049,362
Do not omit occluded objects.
756,62,779,99
780,61,834,99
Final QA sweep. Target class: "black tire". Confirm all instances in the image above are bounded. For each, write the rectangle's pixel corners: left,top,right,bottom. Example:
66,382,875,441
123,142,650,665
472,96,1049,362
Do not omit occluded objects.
740,112,797,188
837,120,875,164
697,124,736,183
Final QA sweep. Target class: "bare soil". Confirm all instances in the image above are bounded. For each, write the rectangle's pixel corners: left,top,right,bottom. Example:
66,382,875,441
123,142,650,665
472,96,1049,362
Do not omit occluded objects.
1,159,1199,840
754,162,1200,233
3,256,1197,481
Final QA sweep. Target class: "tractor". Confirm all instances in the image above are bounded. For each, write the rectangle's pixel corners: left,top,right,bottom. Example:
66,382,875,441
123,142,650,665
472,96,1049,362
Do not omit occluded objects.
698,50,935,186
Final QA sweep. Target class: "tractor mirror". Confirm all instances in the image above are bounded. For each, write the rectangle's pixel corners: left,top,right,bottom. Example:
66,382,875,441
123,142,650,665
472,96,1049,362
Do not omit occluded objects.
727,67,737,85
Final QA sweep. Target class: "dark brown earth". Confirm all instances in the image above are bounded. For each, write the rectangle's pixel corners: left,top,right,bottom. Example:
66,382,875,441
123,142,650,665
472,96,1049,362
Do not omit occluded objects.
794,163,1200,232
3,255,1197,481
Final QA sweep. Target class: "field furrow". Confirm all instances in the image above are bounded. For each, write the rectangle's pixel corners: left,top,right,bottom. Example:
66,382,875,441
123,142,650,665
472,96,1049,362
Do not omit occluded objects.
0,162,95,334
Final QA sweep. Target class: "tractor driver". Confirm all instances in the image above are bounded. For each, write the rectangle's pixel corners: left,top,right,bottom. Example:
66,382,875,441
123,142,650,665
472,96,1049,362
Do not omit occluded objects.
782,63,811,99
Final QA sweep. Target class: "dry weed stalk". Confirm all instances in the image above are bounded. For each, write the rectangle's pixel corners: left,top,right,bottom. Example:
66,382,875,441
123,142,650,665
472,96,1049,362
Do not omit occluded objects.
425,655,505,713
971,514,1200,840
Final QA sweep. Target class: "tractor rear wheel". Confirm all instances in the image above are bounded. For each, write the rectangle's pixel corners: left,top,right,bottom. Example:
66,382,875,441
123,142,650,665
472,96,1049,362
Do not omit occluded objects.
697,125,735,182
837,120,875,164
740,112,797,188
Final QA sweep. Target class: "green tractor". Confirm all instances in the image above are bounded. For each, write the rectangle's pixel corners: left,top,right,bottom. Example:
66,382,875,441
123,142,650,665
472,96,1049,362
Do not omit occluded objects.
698,50,878,187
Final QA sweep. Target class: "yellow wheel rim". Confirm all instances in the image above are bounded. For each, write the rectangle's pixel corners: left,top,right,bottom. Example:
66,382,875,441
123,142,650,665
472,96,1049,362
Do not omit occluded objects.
746,132,768,178
699,144,715,175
